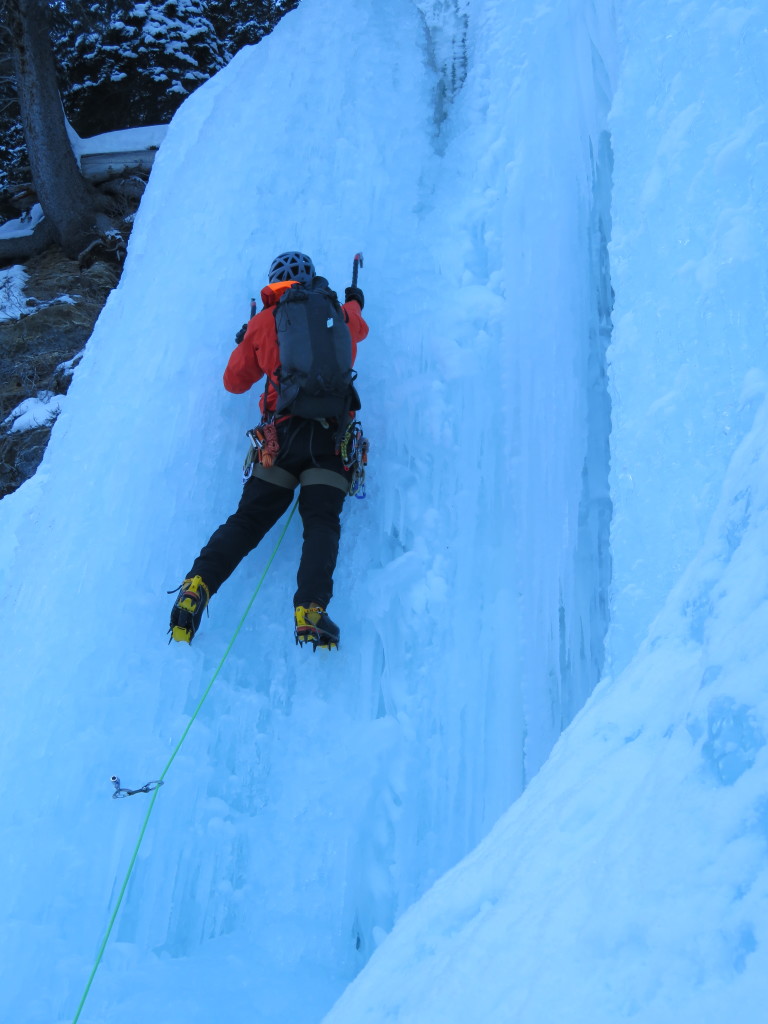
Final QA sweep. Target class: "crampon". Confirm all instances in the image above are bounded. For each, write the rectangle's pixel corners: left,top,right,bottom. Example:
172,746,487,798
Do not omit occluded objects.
294,603,340,651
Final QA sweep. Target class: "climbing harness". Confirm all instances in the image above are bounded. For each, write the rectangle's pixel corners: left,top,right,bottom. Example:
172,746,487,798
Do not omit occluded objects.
71,499,299,1024
110,775,164,799
244,416,369,498
340,420,369,498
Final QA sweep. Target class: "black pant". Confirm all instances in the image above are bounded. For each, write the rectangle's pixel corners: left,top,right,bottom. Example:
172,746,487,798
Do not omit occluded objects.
189,418,348,608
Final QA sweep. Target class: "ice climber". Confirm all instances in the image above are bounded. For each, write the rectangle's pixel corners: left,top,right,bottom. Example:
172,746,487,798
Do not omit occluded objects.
169,251,368,649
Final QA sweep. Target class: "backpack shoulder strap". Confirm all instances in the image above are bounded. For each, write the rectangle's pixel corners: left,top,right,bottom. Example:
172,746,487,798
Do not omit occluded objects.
310,276,341,310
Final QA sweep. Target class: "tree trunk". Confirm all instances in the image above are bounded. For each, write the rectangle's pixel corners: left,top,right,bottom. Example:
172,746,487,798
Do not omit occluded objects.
2,0,99,257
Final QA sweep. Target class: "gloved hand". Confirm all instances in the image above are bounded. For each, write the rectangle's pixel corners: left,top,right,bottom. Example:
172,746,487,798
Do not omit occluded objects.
234,323,247,345
344,286,364,310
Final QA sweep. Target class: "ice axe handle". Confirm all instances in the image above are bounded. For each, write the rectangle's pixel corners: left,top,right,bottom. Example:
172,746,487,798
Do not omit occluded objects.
352,252,364,288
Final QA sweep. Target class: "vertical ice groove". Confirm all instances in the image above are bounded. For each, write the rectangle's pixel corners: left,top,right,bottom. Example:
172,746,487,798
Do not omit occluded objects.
414,0,471,132
566,126,614,727
483,0,618,781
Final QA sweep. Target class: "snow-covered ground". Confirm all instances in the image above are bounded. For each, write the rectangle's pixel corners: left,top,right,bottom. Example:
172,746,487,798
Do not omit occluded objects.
0,0,766,1022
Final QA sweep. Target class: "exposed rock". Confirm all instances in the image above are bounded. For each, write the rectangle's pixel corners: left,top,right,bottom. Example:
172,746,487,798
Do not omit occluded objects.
0,163,150,499
0,247,119,497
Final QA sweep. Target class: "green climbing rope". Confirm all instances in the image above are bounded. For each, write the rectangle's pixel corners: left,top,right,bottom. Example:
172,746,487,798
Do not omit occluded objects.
71,498,298,1023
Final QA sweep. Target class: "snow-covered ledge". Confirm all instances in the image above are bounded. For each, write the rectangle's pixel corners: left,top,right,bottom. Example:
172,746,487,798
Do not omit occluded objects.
66,121,168,183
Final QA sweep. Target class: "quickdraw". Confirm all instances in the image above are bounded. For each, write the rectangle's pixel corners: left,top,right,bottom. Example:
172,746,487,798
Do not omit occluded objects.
110,775,164,799
340,420,369,498
243,420,280,480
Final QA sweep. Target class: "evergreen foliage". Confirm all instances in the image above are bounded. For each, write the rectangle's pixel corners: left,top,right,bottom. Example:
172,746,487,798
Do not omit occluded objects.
0,0,299,199
209,0,299,55
57,1,227,135
0,32,28,195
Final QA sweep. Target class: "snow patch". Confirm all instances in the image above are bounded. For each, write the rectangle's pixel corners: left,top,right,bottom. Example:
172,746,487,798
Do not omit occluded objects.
0,264,28,319
2,392,64,432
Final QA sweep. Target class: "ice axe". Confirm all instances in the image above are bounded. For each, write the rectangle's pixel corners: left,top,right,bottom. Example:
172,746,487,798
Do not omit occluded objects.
351,252,364,288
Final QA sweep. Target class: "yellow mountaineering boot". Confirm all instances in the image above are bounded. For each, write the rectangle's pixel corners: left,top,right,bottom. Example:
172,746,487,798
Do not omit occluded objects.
169,575,210,643
294,603,340,651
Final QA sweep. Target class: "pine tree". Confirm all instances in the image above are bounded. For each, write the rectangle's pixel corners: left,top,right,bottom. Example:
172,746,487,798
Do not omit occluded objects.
0,0,301,220
0,27,26,193
59,1,228,135
208,0,299,55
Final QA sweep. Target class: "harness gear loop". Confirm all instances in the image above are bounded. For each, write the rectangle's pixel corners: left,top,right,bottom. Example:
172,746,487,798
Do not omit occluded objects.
243,419,281,481
340,420,369,498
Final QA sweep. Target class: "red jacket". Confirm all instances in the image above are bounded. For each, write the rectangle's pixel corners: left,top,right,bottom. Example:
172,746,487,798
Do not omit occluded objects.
223,280,369,415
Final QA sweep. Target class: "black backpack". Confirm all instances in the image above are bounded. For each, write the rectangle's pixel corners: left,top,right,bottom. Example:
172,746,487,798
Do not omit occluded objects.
270,276,360,421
